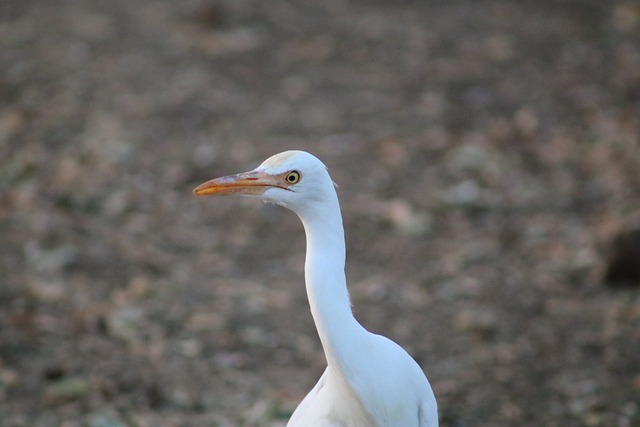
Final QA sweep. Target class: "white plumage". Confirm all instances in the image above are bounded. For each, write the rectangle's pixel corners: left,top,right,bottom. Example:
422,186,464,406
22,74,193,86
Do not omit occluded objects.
194,150,437,427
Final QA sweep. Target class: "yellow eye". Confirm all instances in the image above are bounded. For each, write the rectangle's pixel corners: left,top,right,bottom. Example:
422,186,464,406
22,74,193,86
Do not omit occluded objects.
284,170,301,184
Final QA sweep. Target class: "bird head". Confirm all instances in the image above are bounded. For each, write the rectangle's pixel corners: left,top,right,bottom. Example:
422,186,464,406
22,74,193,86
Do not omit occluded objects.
193,150,337,215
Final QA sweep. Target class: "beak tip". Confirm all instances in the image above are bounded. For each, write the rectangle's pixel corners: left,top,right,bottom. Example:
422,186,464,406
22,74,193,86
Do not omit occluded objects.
193,182,212,196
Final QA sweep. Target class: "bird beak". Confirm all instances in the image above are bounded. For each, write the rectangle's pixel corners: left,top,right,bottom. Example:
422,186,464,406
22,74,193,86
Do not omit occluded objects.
193,170,284,196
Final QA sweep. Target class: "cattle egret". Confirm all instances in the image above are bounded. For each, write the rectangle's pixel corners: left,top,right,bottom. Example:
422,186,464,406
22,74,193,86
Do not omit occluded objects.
194,150,438,427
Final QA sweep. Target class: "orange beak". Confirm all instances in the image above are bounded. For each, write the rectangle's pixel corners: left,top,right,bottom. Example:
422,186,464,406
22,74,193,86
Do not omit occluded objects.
193,170,286,196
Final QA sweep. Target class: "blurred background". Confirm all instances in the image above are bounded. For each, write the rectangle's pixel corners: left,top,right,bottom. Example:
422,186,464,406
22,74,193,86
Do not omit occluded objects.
1,0,639,426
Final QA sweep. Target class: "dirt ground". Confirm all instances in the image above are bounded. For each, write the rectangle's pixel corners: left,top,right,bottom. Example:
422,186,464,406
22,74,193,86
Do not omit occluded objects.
1,0,640,426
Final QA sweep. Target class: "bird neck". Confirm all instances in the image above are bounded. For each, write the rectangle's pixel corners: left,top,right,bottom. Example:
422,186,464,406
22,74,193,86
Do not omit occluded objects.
298,197,366,371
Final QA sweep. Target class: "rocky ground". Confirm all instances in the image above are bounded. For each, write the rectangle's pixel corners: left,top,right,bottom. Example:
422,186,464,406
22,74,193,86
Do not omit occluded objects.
1,0,639,426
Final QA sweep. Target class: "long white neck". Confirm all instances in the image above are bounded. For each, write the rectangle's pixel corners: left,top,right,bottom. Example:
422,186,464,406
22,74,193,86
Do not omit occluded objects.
297,193,367,370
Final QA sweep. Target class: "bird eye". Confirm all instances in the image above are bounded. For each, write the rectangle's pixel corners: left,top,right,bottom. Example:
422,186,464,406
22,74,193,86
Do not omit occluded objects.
284,170,301,184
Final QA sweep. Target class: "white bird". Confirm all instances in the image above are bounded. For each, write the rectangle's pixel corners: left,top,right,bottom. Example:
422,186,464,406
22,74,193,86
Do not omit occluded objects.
194,150,438,427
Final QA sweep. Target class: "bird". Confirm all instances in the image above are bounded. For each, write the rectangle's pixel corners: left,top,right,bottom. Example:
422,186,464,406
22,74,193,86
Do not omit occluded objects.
193,150,438,427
